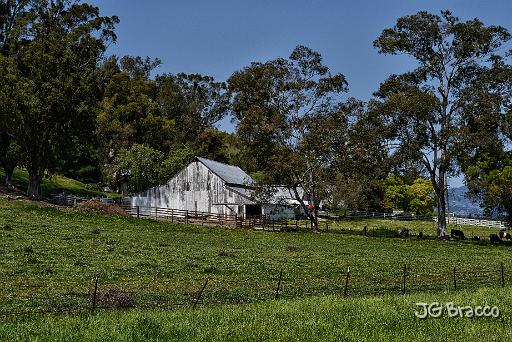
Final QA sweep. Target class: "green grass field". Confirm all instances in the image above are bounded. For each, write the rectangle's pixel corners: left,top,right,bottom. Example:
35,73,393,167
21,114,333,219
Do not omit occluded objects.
0,168,120,198
1,198,511,341
1,288,510,341
1,198,510,310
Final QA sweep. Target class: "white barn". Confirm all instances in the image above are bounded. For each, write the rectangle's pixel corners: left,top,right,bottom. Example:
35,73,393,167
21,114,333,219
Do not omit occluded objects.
131,157,305,220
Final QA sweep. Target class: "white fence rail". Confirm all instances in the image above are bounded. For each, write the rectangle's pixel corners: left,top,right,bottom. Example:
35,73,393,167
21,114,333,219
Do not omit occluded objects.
344,211,508,229
448,216,507,229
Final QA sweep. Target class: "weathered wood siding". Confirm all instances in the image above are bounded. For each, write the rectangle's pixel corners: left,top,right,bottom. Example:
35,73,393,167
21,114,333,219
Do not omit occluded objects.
131,161,252,215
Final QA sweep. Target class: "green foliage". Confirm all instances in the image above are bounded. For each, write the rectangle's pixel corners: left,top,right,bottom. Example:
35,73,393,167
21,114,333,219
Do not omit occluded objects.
192,128,232,164
97,67,175,155
158,145,195,184
465,151,512,221
382,174,408,212
382,174,434,215
407,178,435,215
155,73,229,146
107,144,163,194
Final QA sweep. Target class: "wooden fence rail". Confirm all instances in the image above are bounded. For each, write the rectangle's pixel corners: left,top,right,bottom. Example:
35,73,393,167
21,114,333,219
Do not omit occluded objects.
120,205,277,229
120,205,308,231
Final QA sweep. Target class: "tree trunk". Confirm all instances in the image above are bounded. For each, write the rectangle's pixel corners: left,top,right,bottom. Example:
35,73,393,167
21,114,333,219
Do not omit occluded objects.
437,191,447,237
27,171,43,199
436,168,447,238
310,209,318,233
4,166,14,189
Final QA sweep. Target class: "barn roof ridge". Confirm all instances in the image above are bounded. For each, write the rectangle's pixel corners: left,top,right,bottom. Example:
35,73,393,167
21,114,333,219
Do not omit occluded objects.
194,156,253,186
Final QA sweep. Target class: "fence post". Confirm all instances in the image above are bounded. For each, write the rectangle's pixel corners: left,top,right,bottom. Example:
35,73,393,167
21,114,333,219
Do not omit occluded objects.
272,219,275,232
136,206,140,219
185,210,189,224
193,278,209,309
501,263,505,288
453,267,457,290
155,207,158,218
275,268,283,300
402,264,407,295
92,273,99,312
171,209,174,222
344,266,351,296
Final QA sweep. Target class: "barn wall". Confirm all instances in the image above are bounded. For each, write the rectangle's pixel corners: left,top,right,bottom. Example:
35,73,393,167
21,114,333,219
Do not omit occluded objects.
131,161,253,215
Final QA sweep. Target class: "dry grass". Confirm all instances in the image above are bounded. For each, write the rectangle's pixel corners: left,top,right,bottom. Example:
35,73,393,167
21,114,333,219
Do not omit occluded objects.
76,199,128,217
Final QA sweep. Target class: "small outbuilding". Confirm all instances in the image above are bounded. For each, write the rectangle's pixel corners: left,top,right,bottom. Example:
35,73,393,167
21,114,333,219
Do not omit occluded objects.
131,157,305,220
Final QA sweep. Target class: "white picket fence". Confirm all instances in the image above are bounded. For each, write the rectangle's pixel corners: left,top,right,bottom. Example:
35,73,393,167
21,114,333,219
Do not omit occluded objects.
448,216,507,229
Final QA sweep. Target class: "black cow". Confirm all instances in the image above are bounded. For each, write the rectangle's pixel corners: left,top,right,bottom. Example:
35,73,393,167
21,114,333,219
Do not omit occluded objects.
490,234,501,244
499,230,511,241
473,236,480,241
451,229,465,240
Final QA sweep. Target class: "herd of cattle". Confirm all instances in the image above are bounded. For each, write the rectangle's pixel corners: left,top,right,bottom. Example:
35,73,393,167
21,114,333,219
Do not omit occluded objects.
450,229,512,244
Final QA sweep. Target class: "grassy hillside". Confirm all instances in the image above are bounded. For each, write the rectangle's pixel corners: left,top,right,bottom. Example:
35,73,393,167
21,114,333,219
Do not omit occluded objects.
0,168,120,198
1,198,510,315
2,287,511,341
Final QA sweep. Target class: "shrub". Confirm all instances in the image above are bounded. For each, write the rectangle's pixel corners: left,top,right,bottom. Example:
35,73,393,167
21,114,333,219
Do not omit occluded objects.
92,288,137,309
76,199,128,217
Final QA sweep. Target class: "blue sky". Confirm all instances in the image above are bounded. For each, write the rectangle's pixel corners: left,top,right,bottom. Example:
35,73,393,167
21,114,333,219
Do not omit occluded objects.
89,0,512,187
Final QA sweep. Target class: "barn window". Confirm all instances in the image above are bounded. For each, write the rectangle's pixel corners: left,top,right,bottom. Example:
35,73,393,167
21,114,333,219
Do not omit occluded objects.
184,182,190,191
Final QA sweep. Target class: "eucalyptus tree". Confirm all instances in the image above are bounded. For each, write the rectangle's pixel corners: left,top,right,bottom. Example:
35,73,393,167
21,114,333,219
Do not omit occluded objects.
373,11,511,236
228,45,352,232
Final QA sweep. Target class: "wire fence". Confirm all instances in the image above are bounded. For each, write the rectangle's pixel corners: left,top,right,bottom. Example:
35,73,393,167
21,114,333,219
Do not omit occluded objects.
1,263,508,317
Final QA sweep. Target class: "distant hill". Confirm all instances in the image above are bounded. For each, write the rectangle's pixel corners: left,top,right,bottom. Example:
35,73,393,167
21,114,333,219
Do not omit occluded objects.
447,186,483,217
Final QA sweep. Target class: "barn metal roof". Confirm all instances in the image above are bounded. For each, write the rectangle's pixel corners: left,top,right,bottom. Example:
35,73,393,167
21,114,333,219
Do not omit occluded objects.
196,157,253,186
